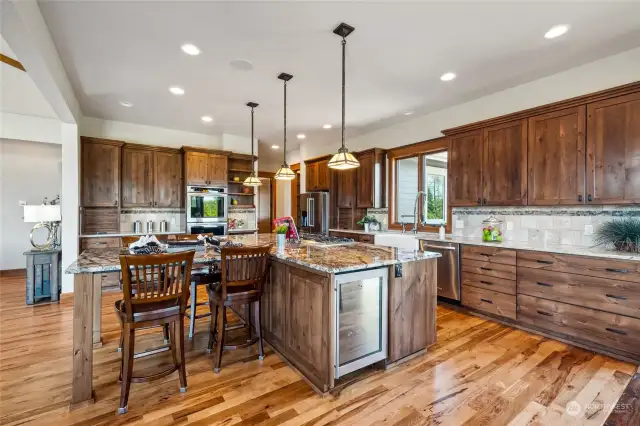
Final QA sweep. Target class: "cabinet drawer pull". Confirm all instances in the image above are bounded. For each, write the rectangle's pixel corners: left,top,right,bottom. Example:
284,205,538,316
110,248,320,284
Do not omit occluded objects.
94,242,107,246
606,294,627,300
536,310,553,317
536,281,553,287
480,298,493,304
606,268,629,274
605,327,627,336
536,260,554,265
480,267,492,271
480,252,493,257
480,280,493,285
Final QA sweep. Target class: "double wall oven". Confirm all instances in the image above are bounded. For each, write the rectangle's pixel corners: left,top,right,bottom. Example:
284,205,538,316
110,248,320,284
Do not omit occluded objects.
186,185,228,235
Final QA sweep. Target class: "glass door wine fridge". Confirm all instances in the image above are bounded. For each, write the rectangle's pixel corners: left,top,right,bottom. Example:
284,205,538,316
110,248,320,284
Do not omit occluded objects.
334,267,388,379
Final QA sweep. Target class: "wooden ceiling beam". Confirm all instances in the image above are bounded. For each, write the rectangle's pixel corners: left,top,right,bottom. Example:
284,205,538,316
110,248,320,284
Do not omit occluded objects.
0,53,25,71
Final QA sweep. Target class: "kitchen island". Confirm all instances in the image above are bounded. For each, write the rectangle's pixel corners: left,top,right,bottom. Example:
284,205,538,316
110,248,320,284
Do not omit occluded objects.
65,234,440,406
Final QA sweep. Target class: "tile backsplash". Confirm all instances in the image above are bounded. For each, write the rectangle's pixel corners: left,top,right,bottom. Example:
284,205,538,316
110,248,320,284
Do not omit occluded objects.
452,206,640,247
228,208,257,231
366,208,388,231
120,208,184,233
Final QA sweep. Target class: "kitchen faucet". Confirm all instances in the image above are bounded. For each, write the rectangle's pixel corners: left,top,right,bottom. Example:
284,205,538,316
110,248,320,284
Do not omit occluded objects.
413,191,426,234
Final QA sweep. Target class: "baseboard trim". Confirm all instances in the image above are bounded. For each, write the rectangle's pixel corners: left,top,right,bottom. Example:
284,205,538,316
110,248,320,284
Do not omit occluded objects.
0,269,26,278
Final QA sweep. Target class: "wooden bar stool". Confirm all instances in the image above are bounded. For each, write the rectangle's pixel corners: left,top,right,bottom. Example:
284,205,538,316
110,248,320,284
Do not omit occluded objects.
206,245,271,373
172,233,221,339
115,250,194,414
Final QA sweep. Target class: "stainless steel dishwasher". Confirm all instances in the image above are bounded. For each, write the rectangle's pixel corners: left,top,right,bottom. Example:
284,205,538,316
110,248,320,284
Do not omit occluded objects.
420,240,461,301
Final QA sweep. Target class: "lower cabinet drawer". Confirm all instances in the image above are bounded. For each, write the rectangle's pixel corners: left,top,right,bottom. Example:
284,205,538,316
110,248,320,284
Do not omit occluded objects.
359,234,375,244
80,237,121,251
518,294,640,356
461,259,516,281
461,285,516,320
100,272,121,292
462,271,516,295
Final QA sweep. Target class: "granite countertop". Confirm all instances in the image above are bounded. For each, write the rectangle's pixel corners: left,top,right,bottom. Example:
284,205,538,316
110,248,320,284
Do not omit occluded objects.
66,234,440,275
80,231,186,238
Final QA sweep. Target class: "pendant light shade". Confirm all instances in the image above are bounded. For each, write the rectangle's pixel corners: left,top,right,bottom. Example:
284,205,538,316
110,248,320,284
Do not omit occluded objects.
243,102,262,187
275,72,295,180
328,22,359,170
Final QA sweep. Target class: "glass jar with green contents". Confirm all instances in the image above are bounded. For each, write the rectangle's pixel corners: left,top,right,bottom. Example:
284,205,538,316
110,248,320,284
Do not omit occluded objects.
482,216,503,242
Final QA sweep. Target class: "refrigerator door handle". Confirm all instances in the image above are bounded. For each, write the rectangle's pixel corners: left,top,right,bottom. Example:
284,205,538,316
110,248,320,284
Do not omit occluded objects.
308,198,315,227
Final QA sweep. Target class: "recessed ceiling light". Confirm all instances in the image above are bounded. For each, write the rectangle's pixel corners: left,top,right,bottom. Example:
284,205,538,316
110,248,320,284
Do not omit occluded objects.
322,124,332,129
119,101,133,108
271,145,280,149
169,86,185,95
181,43,200,56
296,133,306,140
404,111,413,116
201,115,213,123
440,72,456,82
230,59,254,71
545,25,570,39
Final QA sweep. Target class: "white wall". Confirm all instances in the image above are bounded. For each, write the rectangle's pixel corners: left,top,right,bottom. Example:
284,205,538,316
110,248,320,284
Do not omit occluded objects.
0,139,62,270
0,112,62,144
301,46,640,160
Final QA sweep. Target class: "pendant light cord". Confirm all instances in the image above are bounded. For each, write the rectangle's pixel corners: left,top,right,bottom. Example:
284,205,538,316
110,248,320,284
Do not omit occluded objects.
283,79,288,165
341,37,346,150
250,106,255,172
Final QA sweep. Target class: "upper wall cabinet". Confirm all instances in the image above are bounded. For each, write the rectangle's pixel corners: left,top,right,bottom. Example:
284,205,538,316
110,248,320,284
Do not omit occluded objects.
448,130,483,207
587,92,640,204
183,149,228,186
122,146,182,208
356,149,386,209
336,167,357,208
81,138,123,207
528,106,586,205
482,119,527,206
304,158,329,191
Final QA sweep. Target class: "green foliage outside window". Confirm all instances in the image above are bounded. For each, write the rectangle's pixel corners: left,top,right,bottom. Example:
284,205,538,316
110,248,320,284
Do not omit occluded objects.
426,175,445,221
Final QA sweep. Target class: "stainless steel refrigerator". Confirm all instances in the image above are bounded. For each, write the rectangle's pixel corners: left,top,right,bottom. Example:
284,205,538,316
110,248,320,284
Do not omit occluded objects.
298,192,329,234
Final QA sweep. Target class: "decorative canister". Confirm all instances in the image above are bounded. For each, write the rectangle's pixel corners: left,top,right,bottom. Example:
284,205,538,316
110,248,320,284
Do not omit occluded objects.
276,234,286,252
482,216,503,242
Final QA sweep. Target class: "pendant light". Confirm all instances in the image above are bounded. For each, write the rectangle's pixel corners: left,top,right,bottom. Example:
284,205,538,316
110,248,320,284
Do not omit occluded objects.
328,22,359,170
243,102,262,187
274,72,296,180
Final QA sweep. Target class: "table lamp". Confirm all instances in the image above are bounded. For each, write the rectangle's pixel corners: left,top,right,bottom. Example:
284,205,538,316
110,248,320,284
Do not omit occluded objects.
23,204,61,250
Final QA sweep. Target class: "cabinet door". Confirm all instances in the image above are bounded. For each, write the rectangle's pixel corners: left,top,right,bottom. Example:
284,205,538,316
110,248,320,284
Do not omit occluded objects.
82,141,121,207
482,119,527,206
305,162,318,191
587,92,640,204
448,130,483,206
356,152,374,208
316,160,330,191
185,152,209,185
263,261,288,350
208,154,228,184
337,168,356,208
528,107,586,205
154,152,182,208
121,148,154,207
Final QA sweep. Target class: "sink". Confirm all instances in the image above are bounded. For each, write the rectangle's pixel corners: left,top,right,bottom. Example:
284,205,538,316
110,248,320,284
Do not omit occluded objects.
374,233,420,250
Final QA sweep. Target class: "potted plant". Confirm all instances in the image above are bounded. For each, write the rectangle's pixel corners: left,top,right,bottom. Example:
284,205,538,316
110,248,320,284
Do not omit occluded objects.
593,217,640,253
357,216,379,232
274,224,289,250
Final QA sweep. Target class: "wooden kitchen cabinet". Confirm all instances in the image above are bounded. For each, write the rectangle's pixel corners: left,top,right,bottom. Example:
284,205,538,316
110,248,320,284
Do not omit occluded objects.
81,138,123,207
587,92,640,204
184,150,228,186
122,147,154,207
122,146,182,208
154,151,182,207
304,158,329,191
448,130,483,207
184,151,210,186
356,149,386,208
482,119,527,205
528,106,586,205
336,168,357,208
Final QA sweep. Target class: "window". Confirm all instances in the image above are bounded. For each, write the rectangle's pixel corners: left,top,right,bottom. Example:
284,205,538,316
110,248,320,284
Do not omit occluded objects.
396,157,419,223
423,152,448,225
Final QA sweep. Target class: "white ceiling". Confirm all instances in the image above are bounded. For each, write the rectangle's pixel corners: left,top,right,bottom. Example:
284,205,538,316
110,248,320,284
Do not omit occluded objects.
38,1,640,152
1,35,58,119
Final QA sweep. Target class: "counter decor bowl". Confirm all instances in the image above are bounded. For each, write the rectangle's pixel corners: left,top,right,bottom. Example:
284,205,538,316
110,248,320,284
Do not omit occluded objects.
593,217,640,253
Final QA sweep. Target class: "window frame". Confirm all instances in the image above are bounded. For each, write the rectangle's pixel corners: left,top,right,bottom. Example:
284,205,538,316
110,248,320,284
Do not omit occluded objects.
387,137,452,233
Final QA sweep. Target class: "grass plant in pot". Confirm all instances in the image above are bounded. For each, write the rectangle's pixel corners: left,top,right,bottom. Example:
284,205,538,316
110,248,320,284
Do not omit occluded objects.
593,216,640,253
275,224,289,252
357,215,379,232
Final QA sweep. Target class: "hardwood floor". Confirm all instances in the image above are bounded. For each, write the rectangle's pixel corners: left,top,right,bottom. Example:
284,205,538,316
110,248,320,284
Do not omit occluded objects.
1,273,637,425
